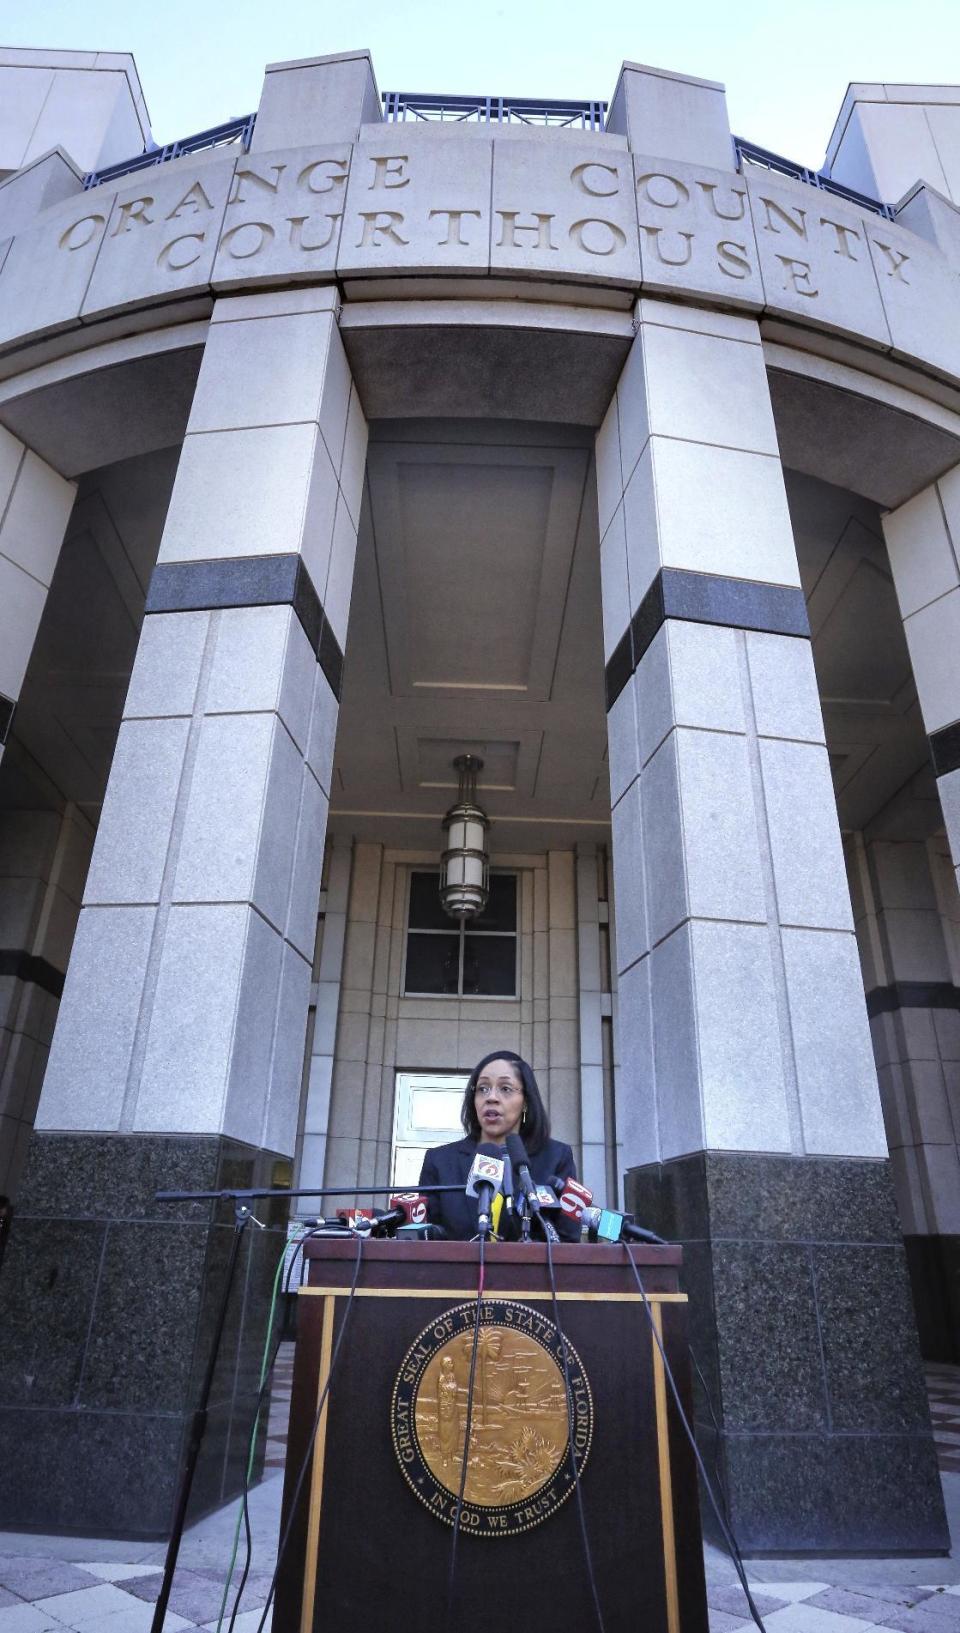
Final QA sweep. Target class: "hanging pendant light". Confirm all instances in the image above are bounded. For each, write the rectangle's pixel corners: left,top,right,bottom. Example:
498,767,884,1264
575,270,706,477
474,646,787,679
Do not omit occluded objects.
440,754,490,921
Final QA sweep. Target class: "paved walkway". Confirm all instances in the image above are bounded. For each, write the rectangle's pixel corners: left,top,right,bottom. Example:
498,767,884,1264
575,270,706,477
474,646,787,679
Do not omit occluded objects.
0,1358,957,1633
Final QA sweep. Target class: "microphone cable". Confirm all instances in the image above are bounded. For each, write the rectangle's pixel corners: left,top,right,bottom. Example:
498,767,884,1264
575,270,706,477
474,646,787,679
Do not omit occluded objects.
544,1231,607,1633
444,1231,485,1633
253,1228,366,1633
621,1245,768,1633
216,1224,323,1633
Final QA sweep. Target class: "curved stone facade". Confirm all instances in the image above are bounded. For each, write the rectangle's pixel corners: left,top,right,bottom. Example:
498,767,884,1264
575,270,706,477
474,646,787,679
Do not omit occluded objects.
0,46,957,1556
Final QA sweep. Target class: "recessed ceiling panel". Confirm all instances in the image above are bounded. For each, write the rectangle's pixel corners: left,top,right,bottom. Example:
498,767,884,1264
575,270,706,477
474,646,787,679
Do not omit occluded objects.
416,737,520,790
367,442,589,702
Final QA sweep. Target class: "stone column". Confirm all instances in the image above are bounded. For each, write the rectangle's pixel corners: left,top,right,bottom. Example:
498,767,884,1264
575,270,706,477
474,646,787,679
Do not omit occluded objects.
0,286,367,1536
576,843,607,1196
881,470,960,1362
0,426,76,768
297,836,351,1210
600,296,946,1552
846,817,960,1362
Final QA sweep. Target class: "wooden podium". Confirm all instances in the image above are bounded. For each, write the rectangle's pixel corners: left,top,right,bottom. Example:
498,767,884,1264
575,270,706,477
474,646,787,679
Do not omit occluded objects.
275,1238,708,1633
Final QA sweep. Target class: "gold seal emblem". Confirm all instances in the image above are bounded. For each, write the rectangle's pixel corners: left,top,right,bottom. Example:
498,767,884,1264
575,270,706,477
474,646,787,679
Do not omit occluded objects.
391,1299,593,1536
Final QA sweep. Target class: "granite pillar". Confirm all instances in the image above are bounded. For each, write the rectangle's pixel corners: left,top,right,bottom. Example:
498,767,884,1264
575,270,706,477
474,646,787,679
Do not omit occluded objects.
0,425,76,772
0,284,367,1535
601,296,947,1552
882,473,960,1361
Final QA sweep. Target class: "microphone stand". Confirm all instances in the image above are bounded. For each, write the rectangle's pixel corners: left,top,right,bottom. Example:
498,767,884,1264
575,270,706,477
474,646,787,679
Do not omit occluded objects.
148,1179,464,1632
150,1196,258,1633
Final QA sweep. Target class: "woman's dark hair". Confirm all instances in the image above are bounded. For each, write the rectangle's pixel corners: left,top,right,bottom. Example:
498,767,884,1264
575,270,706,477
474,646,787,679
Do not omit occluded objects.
460,1051,551,1153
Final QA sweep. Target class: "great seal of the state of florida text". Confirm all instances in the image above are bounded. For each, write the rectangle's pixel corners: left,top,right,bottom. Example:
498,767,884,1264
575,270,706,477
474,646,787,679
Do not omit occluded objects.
391,1299,593,1536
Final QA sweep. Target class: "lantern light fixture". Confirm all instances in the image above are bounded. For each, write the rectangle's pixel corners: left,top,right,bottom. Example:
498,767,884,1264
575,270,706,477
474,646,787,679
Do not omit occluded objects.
439,754,490,921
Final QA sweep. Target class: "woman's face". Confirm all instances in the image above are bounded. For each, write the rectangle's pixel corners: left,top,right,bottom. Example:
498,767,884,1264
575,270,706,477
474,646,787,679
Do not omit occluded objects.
474,1058,525,1143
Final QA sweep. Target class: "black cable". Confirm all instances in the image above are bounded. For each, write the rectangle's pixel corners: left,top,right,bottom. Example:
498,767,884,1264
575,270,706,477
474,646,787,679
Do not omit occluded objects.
225,1227,325,1632
253,1230,365,1633
444,1232,485,1632
621,1246,767,1633
544,1231,606,1633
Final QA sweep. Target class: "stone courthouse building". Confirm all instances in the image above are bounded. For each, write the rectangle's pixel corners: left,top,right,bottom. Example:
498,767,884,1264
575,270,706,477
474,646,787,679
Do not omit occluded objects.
1,43,960,1554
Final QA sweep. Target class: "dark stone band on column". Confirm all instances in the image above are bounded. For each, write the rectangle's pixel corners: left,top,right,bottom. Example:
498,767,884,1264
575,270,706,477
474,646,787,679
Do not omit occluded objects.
0,692,16,744
866,980,960,1017
0,950,65,998
624,1150,948,1553
145,554,344,702
604,567,811,711
0,1131,291,1536
930,722,960,777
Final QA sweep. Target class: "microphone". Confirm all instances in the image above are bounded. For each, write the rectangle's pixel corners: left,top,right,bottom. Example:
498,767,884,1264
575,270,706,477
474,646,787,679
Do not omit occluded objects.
336,1206,376,1231
581,1206,667,1245
465,1143,505,1239
499,1150,515,1223
504,1134,559,1242
548,1174,594,1224
388,1192,429,1226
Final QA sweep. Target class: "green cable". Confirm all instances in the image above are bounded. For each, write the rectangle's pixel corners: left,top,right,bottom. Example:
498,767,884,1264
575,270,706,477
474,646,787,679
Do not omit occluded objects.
213,1226,309,1633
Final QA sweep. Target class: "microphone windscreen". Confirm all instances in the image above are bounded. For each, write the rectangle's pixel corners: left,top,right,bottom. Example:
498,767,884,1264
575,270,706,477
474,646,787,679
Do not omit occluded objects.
389,1192,428,1225
558,1177,594,1220
476,1141,503,1158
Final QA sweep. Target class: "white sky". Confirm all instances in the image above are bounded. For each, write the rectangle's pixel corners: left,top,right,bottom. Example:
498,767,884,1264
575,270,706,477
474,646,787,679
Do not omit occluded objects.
3,0,959,169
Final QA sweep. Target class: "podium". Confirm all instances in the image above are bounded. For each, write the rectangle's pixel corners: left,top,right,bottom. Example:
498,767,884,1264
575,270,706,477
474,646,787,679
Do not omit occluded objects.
275,1239,708,1633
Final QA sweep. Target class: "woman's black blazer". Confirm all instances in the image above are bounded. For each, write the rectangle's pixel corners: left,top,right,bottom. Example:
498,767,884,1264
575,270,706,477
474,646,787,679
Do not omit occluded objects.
417,1136,581,1242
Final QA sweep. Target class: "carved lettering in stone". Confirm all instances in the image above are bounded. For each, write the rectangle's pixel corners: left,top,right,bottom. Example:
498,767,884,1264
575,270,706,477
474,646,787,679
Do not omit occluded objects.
873,239,910,282
569,217,627,256
111,196,154,236
641,225,694,266
820,217,862,260
495,212,557,251
158,232,206,270
219,220,276,259
58,214,105,251
356,211,410,247
288,213,341,251
165,181,214,220
758,197,808,238
698,181,747,221
229,163,287,205
428,209,482,246
368,155,409,190
636,172,690,209
716,240,753,279
776,254,818,296
298,158,349,194
570,162,620,197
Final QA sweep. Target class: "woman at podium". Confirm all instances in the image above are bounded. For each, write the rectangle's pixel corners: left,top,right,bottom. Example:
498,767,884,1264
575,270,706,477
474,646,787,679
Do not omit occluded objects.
418,1050,581,1242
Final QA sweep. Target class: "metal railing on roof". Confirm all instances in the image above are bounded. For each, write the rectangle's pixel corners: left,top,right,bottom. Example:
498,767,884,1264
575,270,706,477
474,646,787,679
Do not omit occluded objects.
733,135,896,220
82,113,256,189
381,91,608,129
80,101,896,222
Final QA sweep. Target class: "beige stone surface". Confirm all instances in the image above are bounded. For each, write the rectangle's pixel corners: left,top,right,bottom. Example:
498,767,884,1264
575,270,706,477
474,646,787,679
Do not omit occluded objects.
633,153,764,309
492,138,640,287
82,159,235,318
745,170,890,348
608,61,733,172
251,51,381,153
212,144,350,291
340,132,491,276
868,212,960,382
0,188,114,348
